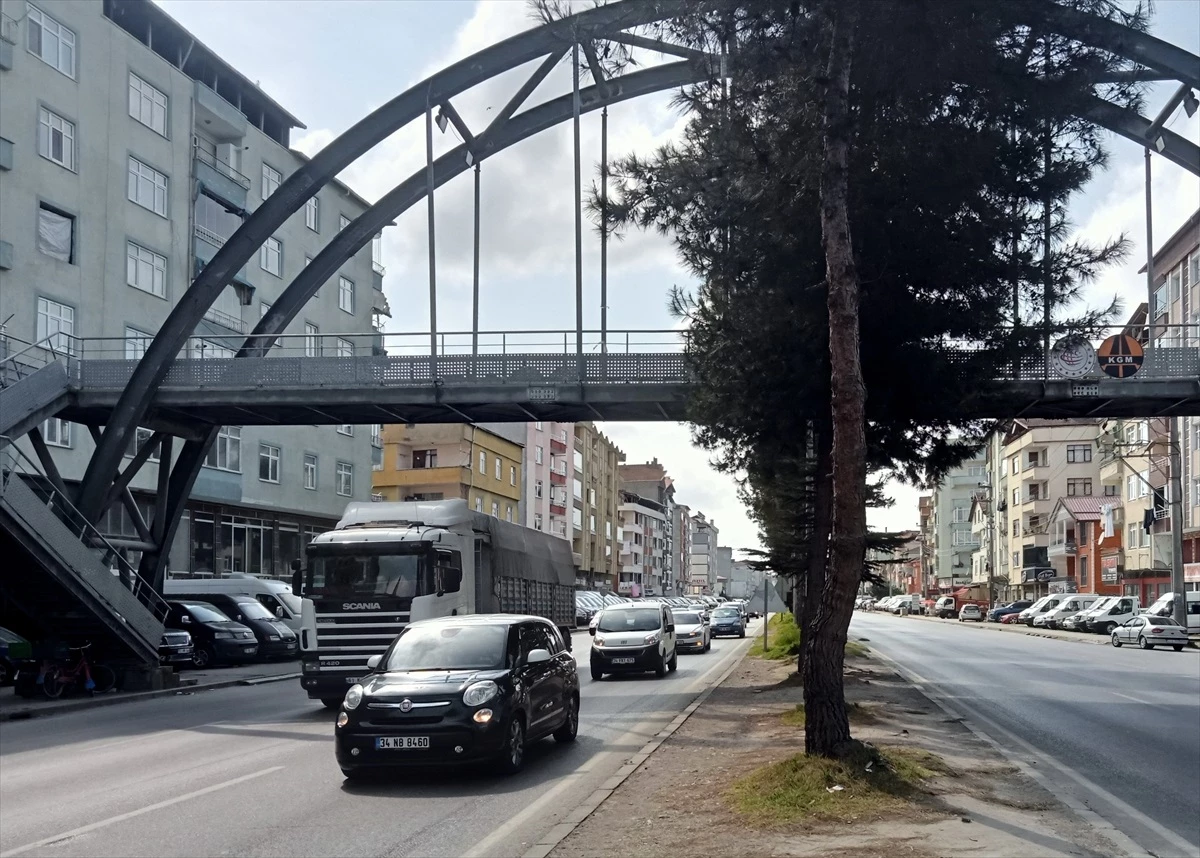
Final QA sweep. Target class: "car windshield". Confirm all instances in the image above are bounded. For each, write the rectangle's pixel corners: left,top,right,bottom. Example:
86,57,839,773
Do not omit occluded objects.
384,624,507,671
675,612,703,625
182,603,232,624
714,608,740,618
233,599,275,620
597,609,662,632
277,591,303,614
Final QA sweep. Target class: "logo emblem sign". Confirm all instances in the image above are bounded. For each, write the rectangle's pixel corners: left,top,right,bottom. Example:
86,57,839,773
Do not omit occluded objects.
399,698,413,713
1096,334,1144,378
1049,336,1098,379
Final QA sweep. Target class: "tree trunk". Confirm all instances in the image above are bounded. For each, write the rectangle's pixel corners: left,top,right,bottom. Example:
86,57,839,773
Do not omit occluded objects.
798,422,832,679
803,1,866,759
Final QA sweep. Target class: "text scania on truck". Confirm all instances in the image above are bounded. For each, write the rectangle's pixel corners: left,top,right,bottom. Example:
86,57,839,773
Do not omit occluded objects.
293,499,577,708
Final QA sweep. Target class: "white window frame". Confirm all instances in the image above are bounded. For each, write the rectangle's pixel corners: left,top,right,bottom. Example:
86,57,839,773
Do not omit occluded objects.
204,426,242,472
261,163,282,200
128,157,168,216
126,242,166,297
27,3,75,78
510,466,517,486
304,322,320,357
42,417,71,448
258,443,281,484
305,197,319,231
36,204,74,263
338,276,355,314
336,461,354,497
336,337,354,358
339,214,351,232
303,453,318,490
337,424,353,436
491,501,499,518
37,107,75,170
128,73,167,136
479,451,486,474
36,296,75,355
260,236,282,277
535,446,543,465
124,326,151,360
475,496,483,513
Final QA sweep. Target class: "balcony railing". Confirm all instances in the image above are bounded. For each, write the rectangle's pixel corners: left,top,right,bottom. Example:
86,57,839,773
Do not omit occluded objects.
192,144,251,190
194,224,229,249
202,305,246,333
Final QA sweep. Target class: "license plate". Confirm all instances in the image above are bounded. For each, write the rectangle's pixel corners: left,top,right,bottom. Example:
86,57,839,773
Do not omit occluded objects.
346,676,360,684
612,657,635,665
243,647,256,653
376,736,430,750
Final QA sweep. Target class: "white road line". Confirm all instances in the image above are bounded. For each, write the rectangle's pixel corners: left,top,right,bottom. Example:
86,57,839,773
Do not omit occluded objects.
870,648,1198,858
0,766,285,858
461,636,754,858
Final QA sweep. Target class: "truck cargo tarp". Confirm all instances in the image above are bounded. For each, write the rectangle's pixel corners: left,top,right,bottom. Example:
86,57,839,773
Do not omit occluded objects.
470,511,575,588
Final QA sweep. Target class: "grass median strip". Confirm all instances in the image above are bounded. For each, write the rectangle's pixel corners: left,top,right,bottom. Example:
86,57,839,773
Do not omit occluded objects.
727,744,952,824
748,613,871,661
780,702,880,728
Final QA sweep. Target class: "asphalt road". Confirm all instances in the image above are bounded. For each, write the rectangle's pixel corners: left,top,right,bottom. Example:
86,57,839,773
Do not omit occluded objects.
851,612,1200,858
0,625,756,858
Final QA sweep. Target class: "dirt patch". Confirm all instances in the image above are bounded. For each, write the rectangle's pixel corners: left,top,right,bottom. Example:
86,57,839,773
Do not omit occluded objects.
550,652,1131,858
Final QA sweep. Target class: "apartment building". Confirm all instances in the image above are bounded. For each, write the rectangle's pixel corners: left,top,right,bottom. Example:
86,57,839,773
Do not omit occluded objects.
619,458,685,594
871,530,922,595
929,457,986,591
0,0,385,577
617,490,667,596
688,511,719,595
523,421,573,542
572,422,623,589
372,424,522,523
918,495,934,594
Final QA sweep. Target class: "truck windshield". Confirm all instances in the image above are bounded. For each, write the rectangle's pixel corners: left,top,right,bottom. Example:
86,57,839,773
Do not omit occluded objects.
307,552,424,598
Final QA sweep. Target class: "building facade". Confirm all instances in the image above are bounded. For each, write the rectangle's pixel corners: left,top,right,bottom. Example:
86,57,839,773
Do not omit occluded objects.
373,424,522,523
522,421,573,542
616,490,667,596
618,459,684,594
572,422,623,589
0,0,384,578
929,457,986,591
688,512,719,595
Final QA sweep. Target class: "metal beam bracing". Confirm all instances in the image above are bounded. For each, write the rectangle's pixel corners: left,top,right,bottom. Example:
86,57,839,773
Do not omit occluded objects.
437,100,476,148
604,31,712,64
1086,96,1200,176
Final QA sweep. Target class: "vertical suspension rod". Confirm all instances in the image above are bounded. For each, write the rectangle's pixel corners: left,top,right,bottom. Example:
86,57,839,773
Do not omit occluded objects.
573,41,584,368
426,99,438,369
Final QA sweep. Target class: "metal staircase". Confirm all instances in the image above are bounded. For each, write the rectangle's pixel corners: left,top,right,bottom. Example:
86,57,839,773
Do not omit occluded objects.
0,335,73,439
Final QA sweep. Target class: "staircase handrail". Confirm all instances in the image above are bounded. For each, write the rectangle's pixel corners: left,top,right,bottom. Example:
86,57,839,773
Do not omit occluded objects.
0,333,69,384
0,436,170,623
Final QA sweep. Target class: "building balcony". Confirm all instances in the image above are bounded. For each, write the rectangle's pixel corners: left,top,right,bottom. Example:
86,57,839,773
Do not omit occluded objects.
192,143,249,211
373,465,469,489
202,305,246,334
549,470,567,486
549,502,567,517
1047,540,1077,558
551,434,568,454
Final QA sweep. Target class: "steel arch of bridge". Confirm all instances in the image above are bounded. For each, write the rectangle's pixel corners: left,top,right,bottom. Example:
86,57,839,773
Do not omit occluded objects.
68,0,1200,588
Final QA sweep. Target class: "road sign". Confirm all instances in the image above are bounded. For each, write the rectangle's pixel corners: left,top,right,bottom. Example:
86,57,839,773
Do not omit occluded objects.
1096,334,1144,378
1049,336,1098,379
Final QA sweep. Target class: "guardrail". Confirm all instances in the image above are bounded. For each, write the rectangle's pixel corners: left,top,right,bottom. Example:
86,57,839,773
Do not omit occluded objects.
0,333,73,387
192,144,251,190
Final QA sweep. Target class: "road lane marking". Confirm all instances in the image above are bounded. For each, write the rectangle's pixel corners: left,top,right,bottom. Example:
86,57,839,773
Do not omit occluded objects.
0,766,285,858
869,648,1194,858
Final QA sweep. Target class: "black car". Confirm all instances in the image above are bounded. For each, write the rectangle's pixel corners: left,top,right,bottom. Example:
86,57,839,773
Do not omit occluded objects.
158,630,195,667
987,600,1032,623
709,607,746,638
335,614,579,778
169,592,298,659
165,601,259,667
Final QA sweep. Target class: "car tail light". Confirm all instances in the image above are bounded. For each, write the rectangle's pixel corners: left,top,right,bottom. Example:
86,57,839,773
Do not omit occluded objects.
1151,628,1163,634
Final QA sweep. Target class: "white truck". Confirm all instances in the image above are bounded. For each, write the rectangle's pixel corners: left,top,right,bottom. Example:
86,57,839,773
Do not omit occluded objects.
292,499,577,708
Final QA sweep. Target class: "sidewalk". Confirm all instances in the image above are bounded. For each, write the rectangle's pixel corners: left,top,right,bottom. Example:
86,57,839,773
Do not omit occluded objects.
544,646,1140,858
0,659,300,722
903,611,1200,649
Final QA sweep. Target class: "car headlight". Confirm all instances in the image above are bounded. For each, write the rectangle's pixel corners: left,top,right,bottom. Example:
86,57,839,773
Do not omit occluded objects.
344,684,364,710
644,631,661,645
463,680,499,707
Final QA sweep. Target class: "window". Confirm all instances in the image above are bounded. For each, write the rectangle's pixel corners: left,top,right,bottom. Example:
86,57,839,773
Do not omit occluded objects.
535,446,543,465
261,163,281,199
371,233,384,273
1012,520,1019,537
258,443,280,483
128,158,168,216
336,338,353,358
336,462,354,496
535,480,543,498
510,466,517,486
36,297,74,354
1127,523,1142,549
42,417,71,448
128,73,167,136
305,197,319,231
260,236,282,276
337,424,353,436
204,426,241,472
37,107,75,170
27,4,75,77
124,326,151,360
1079,564,1089,589
303,453,317,490
475,496,483,513
339,214,351,231
506,505,513,523
534,513,543,531
491,501,499,518
479,451,486,474
304,322,319,357
370,425,383,448
1104,483,1120,497
495,457,501,480
1012,488,1020,507
126,242,166,297
1066,444,1092,464
574,478,583,500
412,449,437,469
1010,456,1020,474
589,514,596,533
338,276,355,314
36,204,74,263
188,338,234,359
1154,283,1168,318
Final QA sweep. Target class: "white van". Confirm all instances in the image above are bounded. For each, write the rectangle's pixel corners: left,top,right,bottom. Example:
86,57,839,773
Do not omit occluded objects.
1018,595,1061,625
1037,594,1100,629
164,574,305,632
1143,591,1200,633
1083,595,1140,634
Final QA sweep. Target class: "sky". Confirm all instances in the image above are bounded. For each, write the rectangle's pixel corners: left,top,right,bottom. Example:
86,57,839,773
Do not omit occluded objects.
155,0,1199,557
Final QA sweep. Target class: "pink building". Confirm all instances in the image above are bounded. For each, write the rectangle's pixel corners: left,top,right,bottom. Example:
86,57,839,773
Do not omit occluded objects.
524,421,574,542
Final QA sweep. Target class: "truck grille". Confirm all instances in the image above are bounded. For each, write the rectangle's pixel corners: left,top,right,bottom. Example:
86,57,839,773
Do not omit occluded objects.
313,611,408,670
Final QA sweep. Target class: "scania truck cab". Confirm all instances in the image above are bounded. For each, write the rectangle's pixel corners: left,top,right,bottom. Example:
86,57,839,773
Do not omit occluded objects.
294,499,576,708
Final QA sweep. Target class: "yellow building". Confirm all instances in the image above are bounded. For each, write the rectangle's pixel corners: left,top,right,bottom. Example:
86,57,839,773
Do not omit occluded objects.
372,424,523,523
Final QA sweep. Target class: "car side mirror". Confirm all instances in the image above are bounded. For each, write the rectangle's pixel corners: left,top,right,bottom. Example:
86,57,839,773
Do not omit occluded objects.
275,606,285,619
665,624,674,633
179,615,191,624
588,627,596,636
366,654,382,671
526,649,551,665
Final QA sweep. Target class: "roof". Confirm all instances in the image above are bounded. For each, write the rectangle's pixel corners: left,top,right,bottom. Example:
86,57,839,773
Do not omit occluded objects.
1055,496,1110,521
288,149,375,212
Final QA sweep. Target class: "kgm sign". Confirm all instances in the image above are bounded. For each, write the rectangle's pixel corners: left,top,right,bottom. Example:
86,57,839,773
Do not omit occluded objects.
1096,334,1144,379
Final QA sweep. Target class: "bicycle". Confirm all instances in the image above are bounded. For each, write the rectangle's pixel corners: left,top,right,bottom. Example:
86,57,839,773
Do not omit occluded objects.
41,643,117,699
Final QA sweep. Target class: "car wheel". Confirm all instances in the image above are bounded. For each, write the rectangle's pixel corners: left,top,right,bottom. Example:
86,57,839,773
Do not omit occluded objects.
553,695,579,743
192,646,213,669
654,654,667,678
1172,645,1184,652
668,651,678,672
1111,633,1121,647
1138,635,1153,650
1103,622,1117,635
496,715,526,775
321,698,342,710
739,630,745,638
590,664,604,681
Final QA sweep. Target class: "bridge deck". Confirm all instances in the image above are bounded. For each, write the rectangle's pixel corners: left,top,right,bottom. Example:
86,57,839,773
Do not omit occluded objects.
57,351,1200,428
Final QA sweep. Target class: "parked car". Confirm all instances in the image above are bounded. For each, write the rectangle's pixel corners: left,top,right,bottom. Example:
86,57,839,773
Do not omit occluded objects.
709,606,746,638
166,592,297,660
158,630,195,668
164,601,258,667
673,610,711,654
1083,596,1140,634
1059,611,1091,631
958,604,984,623
1109,615,1189,651
1143,591,1200,633
1017,596,1063,626
987,600,1032,622
335,614,579,778
934,596,958,619
590,604,678,679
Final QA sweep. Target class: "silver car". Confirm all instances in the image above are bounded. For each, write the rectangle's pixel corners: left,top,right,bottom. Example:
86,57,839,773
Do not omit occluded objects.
673,610,711,653
1110,615,1189,651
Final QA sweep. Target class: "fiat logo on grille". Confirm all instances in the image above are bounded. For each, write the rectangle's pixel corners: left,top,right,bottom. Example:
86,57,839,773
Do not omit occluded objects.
399,698,413,713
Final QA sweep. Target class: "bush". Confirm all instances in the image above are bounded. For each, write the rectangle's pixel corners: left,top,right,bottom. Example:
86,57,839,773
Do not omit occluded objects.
748,612,802,660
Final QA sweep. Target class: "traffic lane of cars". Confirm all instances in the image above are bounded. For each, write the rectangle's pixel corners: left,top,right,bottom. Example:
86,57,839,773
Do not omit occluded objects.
851,612,1200,858
0,626,754,858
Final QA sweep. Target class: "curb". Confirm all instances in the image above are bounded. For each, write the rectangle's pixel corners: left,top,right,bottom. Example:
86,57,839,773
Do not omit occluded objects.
0,672,300,722
521,642,751,858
